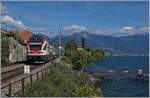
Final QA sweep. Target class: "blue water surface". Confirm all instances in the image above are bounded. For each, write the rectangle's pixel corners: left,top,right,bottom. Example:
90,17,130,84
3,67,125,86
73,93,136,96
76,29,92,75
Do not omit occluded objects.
86,56,149,97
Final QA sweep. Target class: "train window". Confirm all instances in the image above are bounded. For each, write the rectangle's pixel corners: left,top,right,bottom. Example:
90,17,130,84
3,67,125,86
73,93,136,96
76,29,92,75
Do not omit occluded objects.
30,35,43,43
43,44,46,50
30,45,41,50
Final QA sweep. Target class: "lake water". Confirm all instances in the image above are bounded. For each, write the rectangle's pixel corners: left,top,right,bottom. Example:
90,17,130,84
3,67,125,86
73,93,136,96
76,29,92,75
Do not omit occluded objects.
86,56,149,97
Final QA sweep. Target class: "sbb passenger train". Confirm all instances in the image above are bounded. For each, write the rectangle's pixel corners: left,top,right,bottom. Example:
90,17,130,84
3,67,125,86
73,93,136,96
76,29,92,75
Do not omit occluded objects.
27,35,52,62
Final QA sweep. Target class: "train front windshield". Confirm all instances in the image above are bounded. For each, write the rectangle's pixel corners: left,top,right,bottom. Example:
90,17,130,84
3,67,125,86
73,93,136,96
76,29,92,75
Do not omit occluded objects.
30,45,41,50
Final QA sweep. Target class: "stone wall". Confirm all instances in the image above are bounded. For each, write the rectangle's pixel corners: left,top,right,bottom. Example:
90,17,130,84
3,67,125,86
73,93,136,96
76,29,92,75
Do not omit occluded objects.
8,37,27,63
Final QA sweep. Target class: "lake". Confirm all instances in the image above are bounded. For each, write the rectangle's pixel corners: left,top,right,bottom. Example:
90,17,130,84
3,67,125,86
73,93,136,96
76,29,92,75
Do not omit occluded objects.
86,56,149,97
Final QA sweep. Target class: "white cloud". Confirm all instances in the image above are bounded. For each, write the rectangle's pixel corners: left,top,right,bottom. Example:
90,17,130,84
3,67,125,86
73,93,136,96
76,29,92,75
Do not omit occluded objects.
117,26,137,36
64,24,88,33
94,26,149,37
0,15,28,30
1,5,9,14
118,26,149,36
64,25,149,37
94,30,112,36
140,27,149,33
31,27,46,31
119,26,134,33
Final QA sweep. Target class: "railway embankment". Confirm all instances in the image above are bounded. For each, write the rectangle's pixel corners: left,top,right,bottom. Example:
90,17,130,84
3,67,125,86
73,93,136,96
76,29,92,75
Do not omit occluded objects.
13,62,102,97
1,57,60,97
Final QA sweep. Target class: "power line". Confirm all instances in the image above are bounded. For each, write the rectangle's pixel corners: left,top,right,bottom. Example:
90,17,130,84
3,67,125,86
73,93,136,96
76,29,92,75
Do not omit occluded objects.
55,1,63,57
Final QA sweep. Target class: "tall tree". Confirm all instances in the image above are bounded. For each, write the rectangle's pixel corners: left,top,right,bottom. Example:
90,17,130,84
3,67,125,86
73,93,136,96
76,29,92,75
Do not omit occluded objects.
82,37,85,48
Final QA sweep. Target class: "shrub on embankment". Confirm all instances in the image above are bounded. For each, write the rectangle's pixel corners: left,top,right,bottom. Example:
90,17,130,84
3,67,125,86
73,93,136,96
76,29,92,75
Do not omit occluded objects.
16,64,102,97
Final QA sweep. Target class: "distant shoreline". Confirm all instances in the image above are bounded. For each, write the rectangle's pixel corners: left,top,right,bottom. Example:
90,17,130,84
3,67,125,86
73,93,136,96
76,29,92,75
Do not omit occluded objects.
106,55,149,57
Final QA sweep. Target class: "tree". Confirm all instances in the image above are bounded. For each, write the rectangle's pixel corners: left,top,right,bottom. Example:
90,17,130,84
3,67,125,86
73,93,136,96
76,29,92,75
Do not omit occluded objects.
82,37,85,48
92,49,105,61
72,50,94,70
64,39,105,70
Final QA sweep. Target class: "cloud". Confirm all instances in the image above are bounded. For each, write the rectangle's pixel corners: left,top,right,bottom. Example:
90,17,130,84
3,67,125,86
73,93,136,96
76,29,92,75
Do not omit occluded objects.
119,26,134,33
30,27,52,35
117,26,137,36
94,26,149,37
140,27,149,33
0,15,28,30
29,27,55,37
94,30,112,36
118,26,149,36
64,25,149,37
1,5,9,14
64,24,88,33
30,27,46,31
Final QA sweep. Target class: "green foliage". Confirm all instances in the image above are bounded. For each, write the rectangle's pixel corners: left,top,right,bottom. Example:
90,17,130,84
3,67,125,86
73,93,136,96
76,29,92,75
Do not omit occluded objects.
1,38,10,64
73,82,102,97
18,64,102,97
64,39,105,70
72,50,95,70
64,48,77,59
61,56,72,67
92,49,105,61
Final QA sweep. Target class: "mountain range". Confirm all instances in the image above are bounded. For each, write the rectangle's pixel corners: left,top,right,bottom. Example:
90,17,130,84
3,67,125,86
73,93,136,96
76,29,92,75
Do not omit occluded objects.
50,32,149,56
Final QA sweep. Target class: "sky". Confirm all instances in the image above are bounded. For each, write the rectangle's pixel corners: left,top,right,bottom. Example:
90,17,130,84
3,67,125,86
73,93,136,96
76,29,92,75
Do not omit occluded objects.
1,1,149,38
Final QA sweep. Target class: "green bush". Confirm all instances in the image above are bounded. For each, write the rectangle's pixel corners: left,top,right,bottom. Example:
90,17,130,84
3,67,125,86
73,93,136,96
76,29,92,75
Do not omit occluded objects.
92,49,105,61
73,82,102,97
61,56,72,67
19,64,102,97
64,39,105,70
71,50,95,70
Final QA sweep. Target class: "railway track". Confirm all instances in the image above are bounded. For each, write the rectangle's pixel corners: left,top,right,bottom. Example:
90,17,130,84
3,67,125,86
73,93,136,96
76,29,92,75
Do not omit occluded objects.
1,61,27,67
1,57,60,97
1,56,59,83
1,61,51,83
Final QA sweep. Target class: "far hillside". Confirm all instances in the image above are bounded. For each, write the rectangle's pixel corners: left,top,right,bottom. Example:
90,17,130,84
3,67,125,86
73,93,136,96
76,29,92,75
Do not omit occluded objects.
51,32,149,56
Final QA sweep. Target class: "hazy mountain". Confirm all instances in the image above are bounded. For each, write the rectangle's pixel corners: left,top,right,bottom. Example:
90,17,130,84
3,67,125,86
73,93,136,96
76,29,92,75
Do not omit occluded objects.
51,32,149,56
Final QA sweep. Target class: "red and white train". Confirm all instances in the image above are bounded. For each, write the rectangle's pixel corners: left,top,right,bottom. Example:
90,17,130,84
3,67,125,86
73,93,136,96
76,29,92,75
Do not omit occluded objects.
27,35,52,63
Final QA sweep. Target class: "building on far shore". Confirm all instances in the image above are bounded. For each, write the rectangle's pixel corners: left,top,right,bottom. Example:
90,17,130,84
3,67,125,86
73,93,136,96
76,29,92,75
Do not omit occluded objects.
77,45,84,51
